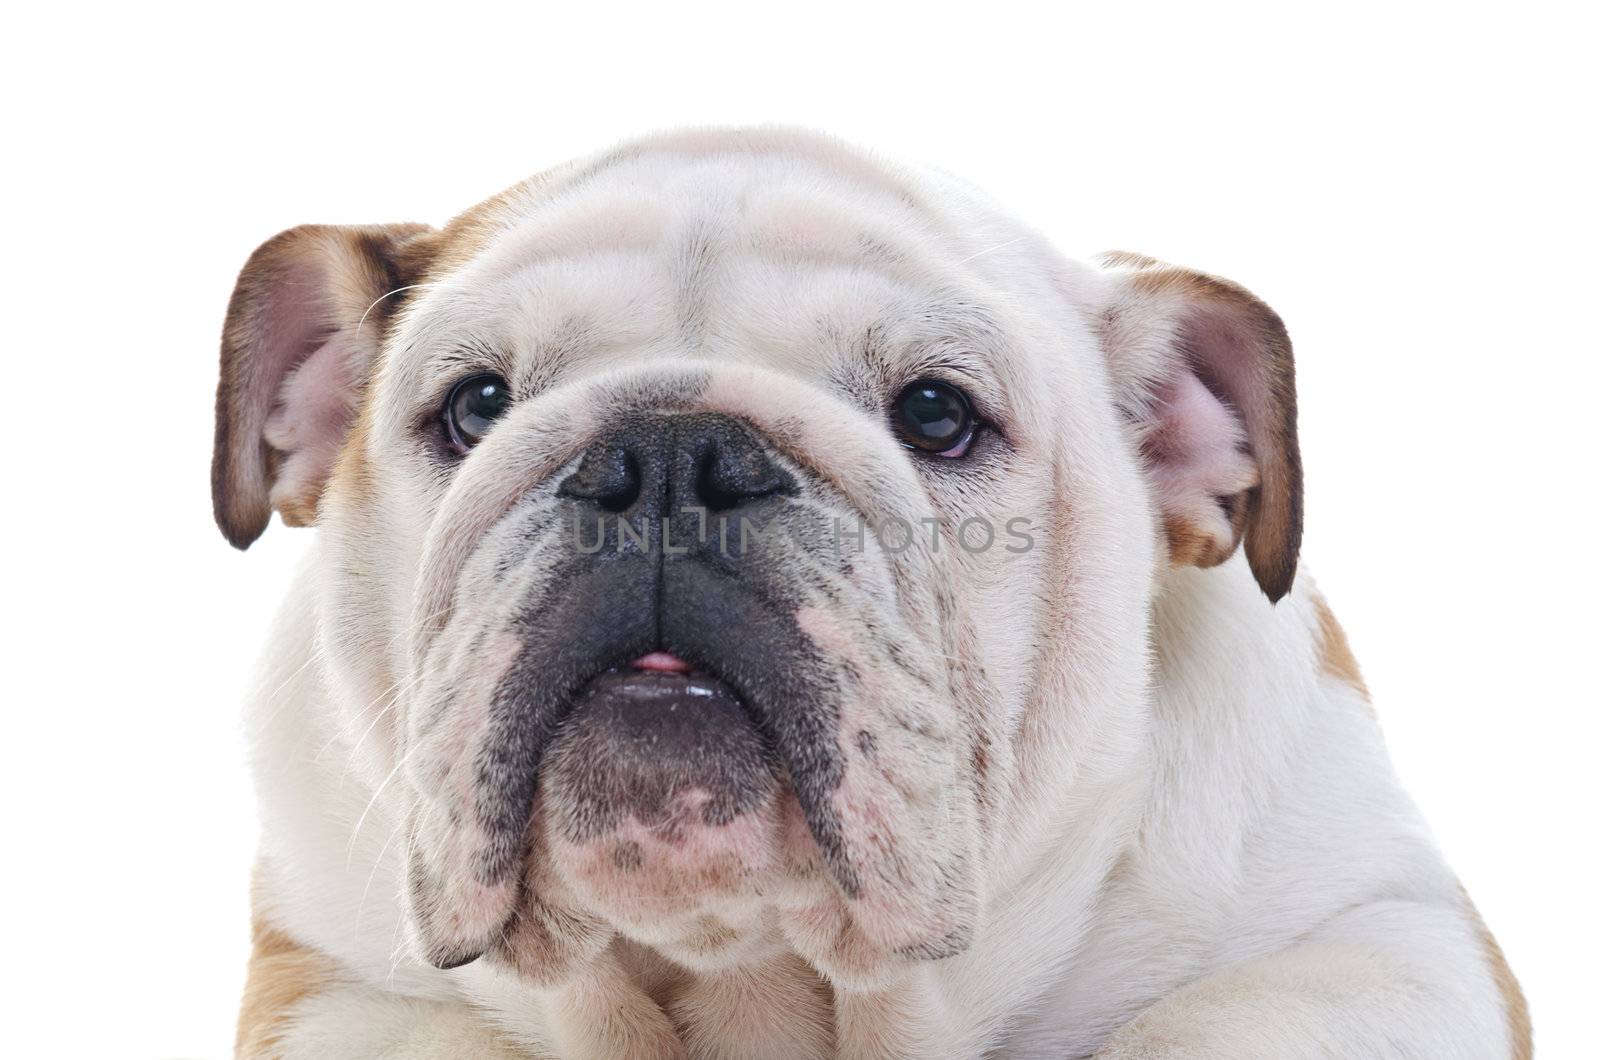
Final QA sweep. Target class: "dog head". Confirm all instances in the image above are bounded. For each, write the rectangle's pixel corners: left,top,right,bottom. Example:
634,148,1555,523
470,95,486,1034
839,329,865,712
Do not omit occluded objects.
214,128,1300,988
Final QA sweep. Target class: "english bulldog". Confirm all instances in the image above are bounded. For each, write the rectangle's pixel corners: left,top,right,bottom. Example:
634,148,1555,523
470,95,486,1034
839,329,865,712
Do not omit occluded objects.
215,127,1528,1058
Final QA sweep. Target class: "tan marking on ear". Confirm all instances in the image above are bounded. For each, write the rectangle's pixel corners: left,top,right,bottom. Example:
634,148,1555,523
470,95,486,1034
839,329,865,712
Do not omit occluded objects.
275,496,318,529
1311,594,1370,701
1464,893,1532,1059
235,918,338,1059
1163,515,1228,568
1162,490,1251,571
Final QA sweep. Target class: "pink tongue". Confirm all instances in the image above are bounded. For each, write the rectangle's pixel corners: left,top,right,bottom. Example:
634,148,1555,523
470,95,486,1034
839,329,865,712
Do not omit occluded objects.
631,651,693,674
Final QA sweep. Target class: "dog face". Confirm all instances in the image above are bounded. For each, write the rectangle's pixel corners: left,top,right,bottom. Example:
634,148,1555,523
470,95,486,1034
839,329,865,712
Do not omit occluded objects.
214,129,1300,989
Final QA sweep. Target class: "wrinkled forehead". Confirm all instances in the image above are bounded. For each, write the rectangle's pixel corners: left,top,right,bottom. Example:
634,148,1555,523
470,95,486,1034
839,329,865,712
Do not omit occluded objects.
392,133,1056,408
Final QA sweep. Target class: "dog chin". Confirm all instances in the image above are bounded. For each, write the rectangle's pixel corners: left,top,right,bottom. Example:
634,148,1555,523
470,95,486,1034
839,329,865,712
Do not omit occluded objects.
538,667,796,924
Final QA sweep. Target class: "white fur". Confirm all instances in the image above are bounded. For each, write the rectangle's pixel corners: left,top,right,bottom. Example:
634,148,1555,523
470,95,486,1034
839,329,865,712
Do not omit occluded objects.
236,129,1514,1058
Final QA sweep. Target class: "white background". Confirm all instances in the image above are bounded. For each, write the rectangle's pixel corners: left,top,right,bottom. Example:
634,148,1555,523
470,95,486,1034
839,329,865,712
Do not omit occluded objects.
3,3,1594,1056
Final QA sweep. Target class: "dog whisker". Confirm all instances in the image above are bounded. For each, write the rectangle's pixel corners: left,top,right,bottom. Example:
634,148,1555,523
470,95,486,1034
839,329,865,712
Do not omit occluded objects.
954,234,1027,265
354,280,464,341
351,820,404,952
330,669,433,774
346,741,425,866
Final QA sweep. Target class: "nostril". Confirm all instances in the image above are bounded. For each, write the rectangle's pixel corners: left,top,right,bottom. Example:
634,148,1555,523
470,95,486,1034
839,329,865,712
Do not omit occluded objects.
559,445,643,512
603,452,642,513
696,436,785,512
696,445,740,512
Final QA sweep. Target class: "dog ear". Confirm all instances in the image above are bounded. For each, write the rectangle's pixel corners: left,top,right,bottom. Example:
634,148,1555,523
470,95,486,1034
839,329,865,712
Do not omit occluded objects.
1095,252,1302,602
211,223,438,549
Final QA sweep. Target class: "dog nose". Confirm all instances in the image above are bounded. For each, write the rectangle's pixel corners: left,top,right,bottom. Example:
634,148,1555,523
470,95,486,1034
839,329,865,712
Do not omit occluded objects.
559,413,792,515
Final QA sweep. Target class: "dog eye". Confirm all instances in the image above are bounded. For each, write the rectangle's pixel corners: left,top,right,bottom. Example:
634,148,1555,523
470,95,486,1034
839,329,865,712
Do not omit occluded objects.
444,373,511,451
893,380,976,457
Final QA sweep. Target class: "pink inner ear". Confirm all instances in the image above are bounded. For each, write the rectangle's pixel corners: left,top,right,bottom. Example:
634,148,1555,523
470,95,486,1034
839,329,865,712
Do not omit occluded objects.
262,330,363,519
1145,369,1259,546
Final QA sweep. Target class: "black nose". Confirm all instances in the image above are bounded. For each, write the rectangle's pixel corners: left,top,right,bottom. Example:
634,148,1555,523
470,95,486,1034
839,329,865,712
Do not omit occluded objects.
559,413,793,516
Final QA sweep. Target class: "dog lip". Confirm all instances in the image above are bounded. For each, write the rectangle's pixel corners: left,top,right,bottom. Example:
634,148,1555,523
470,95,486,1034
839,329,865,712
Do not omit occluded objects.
574,665,740,703
428,948,484,971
